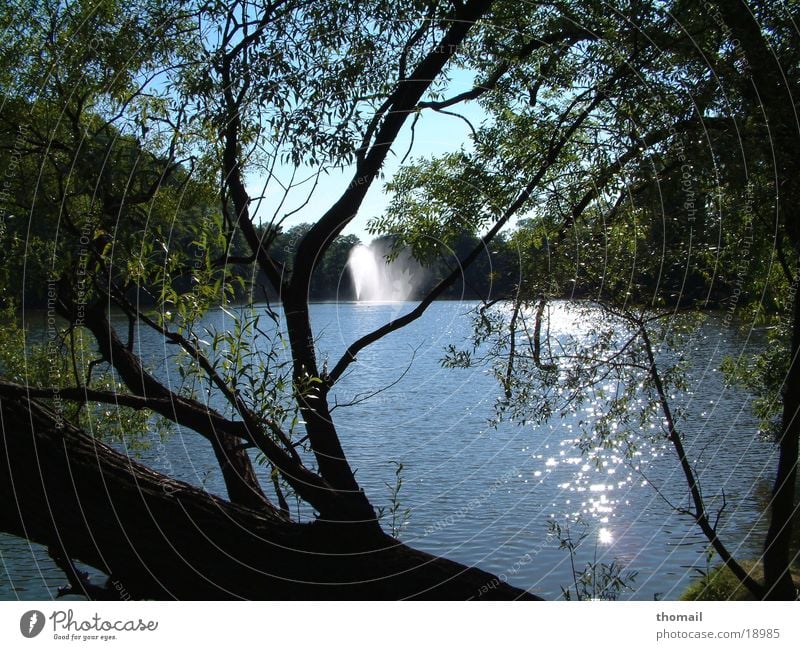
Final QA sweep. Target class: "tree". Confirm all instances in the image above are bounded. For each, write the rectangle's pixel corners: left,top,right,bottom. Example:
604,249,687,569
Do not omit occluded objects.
0,0,797,601
699,0,800,599
267,224,360,300
0,0,549,599
369,0,800,599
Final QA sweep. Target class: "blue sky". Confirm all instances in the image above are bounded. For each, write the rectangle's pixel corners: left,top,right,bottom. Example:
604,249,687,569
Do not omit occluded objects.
247,74,487,243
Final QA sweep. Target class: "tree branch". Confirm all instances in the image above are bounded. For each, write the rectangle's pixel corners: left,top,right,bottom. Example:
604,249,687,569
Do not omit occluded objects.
328,74,615,384
0,394,537,599
417,27,596,111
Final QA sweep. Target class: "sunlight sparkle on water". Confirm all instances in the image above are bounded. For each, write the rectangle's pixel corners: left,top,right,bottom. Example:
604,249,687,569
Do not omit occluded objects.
598,528,613,545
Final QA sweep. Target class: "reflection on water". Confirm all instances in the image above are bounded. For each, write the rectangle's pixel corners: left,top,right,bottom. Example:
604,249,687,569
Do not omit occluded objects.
598,528,614,545
0,300,783,599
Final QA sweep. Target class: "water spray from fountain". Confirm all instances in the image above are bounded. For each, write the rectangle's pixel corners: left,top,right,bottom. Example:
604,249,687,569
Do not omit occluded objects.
347,241,419,302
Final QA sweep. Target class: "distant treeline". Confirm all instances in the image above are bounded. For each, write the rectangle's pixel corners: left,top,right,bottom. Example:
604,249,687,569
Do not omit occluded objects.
251,224,523,303
11,211,762,308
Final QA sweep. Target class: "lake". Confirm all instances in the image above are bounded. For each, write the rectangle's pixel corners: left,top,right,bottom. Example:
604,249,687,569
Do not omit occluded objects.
0,300,780,599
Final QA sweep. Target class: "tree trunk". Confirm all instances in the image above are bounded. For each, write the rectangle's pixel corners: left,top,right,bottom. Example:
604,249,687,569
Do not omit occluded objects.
0,394,538,600
711,0,800,600
763,292,800,599
75,300,274,514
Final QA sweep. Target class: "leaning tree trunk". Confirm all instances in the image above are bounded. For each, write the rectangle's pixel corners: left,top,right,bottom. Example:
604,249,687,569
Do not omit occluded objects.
711,0,800,600
0,395,538,600
763,292,800,599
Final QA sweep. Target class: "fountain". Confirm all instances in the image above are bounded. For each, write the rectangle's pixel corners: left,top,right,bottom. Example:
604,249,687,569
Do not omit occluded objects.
347,242,417,302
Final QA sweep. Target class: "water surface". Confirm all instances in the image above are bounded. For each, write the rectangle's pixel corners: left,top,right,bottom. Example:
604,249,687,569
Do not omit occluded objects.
0,300,778,599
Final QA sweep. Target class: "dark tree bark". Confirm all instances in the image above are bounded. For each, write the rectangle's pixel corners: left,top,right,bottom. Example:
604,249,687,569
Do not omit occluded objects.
76,300,276,515
0,394,538,600
763,294,800,599
712,0,800,600
278,0,498,521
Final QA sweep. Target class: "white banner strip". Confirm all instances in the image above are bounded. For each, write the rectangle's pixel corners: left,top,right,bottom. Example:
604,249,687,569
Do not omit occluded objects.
1,601,797,649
